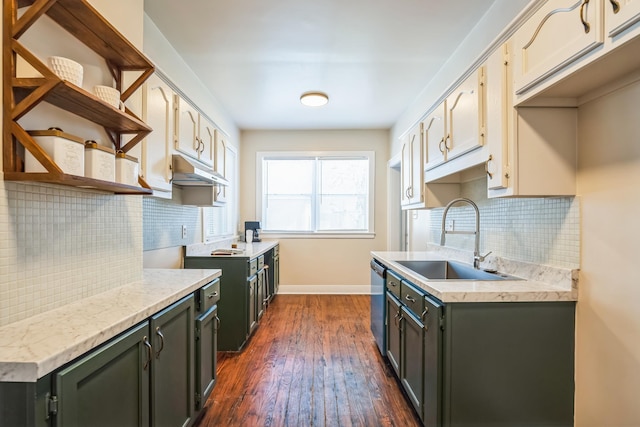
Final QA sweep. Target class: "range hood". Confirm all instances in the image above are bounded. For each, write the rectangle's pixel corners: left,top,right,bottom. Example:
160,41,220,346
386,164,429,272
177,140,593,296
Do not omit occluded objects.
171,154,228,187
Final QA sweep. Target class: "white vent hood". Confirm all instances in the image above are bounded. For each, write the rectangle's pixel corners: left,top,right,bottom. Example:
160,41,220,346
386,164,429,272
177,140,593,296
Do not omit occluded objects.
171,154,228,187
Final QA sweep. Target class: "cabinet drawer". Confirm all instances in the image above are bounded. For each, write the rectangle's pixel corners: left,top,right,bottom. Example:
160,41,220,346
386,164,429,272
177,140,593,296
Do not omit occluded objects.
197,278,220,313
387,270,402,299
401,280,425,319
257,255,265,270
249,258,258,277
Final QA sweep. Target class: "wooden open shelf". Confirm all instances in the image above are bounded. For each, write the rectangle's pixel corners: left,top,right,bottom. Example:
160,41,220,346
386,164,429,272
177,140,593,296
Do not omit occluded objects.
3,0,155,195
4,171,153,194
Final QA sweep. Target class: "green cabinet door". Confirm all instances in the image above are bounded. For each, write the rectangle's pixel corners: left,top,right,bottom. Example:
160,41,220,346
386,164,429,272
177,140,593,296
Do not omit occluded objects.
401,307,424,421
150,295,194,427
257,268,266,320
55,322,151,427
195,305,219,410
385,291,402,377
248,275,257,334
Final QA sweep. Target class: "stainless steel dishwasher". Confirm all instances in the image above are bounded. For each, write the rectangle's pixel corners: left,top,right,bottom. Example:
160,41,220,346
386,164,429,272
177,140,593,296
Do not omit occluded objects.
370,259,387,355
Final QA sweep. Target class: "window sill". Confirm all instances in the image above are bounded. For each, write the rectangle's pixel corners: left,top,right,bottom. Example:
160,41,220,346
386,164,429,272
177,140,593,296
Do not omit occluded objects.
261,232,375,239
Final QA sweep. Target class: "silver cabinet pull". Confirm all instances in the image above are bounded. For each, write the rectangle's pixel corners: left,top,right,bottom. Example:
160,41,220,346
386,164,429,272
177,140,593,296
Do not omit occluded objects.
142,336,153,370
155,327,165,359
207,291,218,299
405,294,416,303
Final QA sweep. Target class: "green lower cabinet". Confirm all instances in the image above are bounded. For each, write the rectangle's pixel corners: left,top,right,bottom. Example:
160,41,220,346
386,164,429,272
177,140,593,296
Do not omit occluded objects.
384,271,576,427
184,246,279,352
55,321,151,427
401,307,424,421
195,305,219,410
385,292,402,377
248,275,258,335
150,295,195,427
53,294,195,427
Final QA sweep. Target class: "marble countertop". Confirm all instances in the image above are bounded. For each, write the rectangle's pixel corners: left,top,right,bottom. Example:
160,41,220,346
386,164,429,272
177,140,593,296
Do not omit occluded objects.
185,240,279,259
0,268,221,383
372,250,578,303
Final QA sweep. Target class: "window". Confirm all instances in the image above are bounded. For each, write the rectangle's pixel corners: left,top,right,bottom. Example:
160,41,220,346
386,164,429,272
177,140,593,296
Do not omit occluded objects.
257,151,375,235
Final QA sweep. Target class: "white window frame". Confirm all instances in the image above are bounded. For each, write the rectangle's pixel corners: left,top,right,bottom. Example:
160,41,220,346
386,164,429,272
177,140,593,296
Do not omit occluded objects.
256,151,375,239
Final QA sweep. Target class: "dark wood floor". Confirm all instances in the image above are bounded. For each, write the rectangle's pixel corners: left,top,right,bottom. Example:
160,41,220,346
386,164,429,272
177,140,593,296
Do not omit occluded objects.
196,294,421,427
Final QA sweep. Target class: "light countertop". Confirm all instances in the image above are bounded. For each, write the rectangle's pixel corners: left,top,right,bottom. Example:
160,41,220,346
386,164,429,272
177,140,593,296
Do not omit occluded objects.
0,268,221,383
185,240,279,259
372,251,578,303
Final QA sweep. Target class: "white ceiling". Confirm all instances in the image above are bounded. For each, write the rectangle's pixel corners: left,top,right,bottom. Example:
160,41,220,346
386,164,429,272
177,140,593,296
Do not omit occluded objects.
144,0,498,130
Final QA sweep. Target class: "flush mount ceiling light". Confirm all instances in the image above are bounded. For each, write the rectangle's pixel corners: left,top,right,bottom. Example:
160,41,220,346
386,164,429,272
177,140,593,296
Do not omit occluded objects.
300,91,329,107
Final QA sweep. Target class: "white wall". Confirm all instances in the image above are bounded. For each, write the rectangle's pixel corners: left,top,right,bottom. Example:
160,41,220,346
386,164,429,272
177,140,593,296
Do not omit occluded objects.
574,80,640,427
240,129,389,292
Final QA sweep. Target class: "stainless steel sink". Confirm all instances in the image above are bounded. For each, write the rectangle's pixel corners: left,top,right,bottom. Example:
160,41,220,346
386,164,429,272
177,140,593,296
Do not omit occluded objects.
394,260,520,281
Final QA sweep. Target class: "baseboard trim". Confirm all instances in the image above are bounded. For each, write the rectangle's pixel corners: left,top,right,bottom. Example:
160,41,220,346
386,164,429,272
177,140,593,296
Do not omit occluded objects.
277,284,370,295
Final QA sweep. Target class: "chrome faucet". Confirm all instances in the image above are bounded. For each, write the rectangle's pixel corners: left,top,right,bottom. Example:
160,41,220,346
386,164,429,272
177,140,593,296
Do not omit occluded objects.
440,197,491,269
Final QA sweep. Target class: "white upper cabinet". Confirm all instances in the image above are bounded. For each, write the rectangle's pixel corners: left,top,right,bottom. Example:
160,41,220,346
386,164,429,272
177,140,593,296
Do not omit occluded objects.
513,0,604,96
486,43,577,198
606,0,640,38
400,123,424,209
198,117,215,168
444,66,486,161
214,129,227,179
424,103,446,171
141,74,173,198
175,95,201,160
484,44,510,191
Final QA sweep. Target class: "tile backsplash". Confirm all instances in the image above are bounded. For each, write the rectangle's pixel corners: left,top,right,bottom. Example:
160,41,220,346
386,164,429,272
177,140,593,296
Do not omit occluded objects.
0,180,143,327
425,179,580,269
142,188,200,251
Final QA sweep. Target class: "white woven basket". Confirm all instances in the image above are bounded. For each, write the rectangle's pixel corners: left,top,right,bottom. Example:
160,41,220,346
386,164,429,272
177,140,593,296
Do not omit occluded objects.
48,56,83,87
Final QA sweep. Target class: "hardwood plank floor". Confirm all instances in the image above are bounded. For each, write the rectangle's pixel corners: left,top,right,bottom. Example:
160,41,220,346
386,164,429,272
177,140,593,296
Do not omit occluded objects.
196,294,421,427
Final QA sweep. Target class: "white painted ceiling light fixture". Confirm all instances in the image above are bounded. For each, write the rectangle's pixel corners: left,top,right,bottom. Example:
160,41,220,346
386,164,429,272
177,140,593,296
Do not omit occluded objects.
300,91,329,107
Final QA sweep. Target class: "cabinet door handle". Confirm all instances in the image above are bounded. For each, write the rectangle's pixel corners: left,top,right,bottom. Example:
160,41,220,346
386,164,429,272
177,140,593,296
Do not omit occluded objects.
142,336,153,370
444,134,451,152
389,281,398,287
609,0,620,13
580,0,591,34
405,294,416,303
438,136,446,154
485,154,493,179
207,291,218,299
155,327,165,359
214,315,220,331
